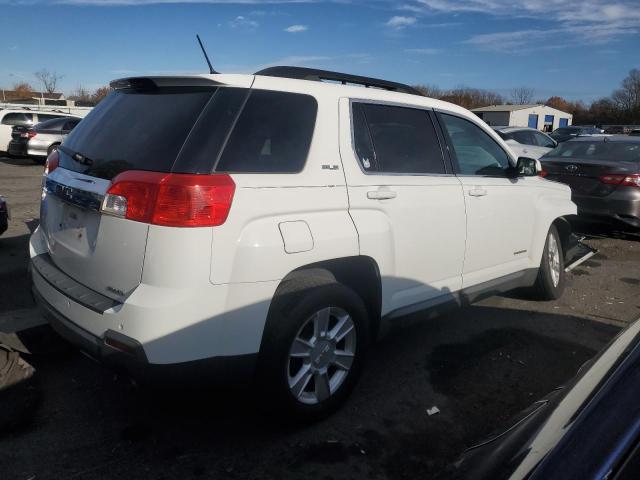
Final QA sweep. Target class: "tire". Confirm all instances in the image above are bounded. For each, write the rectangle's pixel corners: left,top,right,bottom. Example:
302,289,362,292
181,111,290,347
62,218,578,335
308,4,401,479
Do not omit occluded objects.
256,277,370,422
47,144,59,156
531,225,566,300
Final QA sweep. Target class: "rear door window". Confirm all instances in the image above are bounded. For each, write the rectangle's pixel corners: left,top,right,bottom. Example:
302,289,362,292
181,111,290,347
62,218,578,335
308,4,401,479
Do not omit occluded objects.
352,102,446,174
36,118,67,130
512,130,536,146
61,88,215,179
214,90,317,173
37,114,63,123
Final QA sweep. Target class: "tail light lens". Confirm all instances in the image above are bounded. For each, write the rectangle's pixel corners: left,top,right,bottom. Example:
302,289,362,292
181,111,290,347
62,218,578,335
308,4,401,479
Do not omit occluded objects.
44,150,59,176
27,131,37,139
599,174,640,188
101,171,235,227
538,169,548,178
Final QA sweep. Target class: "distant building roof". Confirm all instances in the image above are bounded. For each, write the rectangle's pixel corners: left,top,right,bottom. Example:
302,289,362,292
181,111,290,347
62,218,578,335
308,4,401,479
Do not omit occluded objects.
1,90,64,102
471,104,543,112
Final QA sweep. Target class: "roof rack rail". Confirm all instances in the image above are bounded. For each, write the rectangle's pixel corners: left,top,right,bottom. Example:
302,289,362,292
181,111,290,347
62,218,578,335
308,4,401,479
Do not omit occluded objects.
254,66,424,97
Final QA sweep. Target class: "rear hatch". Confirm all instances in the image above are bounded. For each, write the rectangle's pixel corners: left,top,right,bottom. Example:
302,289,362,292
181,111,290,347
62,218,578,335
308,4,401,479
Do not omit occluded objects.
39,80,225,300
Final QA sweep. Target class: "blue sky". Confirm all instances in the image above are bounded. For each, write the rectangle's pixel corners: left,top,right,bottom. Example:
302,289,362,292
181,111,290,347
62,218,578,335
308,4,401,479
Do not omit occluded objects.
1,0,638,102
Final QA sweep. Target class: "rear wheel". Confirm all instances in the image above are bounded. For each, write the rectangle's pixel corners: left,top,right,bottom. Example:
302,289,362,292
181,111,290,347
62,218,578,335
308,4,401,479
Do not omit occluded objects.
256,278,369,421
532,225,565,300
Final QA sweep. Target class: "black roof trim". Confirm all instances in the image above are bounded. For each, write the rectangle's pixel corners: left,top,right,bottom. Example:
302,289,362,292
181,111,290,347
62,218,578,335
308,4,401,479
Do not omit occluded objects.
110,76,222,90
254,66,424,97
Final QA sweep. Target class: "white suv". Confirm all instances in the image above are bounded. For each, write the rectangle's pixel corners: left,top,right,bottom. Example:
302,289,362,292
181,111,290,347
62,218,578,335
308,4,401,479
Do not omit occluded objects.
30,67,577,419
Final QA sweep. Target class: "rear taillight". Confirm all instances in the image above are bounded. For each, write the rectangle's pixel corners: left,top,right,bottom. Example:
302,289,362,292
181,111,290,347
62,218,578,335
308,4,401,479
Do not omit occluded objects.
538,169,548,178
44,150,59,176
27,131,37,138
101,171,235,227
599,174,640,188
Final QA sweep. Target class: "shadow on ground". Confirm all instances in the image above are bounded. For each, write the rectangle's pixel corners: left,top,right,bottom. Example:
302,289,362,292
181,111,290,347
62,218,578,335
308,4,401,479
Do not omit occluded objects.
0,305,618,480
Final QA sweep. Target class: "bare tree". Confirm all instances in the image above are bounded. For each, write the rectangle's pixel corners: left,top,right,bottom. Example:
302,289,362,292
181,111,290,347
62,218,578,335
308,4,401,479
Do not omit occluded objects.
413,84,442,98
68,85,92,103
91,86,112,104
510,86,535,105
34,69,63,94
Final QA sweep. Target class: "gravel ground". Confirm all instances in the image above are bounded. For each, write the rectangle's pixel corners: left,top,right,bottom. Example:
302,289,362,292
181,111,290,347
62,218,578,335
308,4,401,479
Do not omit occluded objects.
1,156,638,480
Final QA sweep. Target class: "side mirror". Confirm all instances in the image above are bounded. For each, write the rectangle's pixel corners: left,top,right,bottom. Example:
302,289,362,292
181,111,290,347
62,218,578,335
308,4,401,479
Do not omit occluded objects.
516,156,540,176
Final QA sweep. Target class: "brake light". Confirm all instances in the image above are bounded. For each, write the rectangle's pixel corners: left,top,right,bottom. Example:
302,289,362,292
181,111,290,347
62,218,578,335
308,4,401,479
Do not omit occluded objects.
599,174,640,188
538,169,548,178
101,171,235,227
27,131,37,138
44,150,59,176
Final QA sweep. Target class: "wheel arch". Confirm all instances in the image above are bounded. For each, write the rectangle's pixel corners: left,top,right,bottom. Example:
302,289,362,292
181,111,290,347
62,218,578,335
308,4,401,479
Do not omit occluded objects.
264,255,383,341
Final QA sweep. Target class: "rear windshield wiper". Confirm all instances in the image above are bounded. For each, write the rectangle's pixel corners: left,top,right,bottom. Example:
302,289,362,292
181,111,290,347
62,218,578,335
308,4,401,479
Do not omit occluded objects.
59,146,94,166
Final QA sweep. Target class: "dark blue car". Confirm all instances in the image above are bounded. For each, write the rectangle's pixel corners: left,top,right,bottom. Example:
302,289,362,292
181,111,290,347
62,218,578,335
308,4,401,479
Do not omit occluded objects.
453,318,640,480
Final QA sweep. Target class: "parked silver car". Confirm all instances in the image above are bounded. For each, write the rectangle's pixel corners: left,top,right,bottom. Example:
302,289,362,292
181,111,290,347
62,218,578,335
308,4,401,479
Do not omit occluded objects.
8,116,81,162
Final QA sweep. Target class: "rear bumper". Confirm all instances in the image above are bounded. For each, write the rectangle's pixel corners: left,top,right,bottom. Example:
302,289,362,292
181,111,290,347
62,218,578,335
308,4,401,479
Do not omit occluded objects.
33,282,258,387
29,226,275,383
573,192,640,228
7,140,27,157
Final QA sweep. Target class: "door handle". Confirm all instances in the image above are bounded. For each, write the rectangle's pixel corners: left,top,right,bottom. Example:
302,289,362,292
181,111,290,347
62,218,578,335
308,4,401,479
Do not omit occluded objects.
468,187,488,197
367,188,397,200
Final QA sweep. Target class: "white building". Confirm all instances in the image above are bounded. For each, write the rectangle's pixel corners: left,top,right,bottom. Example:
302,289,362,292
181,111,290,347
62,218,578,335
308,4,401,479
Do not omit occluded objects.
471,104,573,132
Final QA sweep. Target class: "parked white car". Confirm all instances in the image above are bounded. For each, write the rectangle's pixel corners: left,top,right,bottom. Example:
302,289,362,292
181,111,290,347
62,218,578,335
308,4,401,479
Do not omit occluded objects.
493,126,558,160
30,68,577,420
0,109,75,153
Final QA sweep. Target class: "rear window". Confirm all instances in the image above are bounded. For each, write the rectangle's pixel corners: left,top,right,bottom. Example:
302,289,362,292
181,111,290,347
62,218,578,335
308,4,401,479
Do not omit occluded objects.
61,88,216,179
545,141,640,162
59,86,317,179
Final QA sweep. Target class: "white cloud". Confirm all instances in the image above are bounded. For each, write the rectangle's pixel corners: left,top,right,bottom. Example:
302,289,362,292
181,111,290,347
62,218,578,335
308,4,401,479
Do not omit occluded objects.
385,16,416,29
284,24,308,32
398,0,640,52
229,15,259,28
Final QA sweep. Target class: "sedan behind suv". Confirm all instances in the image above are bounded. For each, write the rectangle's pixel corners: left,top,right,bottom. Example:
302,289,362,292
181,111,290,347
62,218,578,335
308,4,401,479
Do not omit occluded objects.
493,126,557,160
541,136,640,229
8,116,81,162
0,109,74,152
551,126,605,143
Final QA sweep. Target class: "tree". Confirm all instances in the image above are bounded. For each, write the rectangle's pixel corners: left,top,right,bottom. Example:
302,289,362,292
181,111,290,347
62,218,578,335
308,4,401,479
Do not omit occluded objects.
546,96,571,112
440,86,504,110
510,86,535,105
68,85,92,103
91,86,111,104
34,69,63,94
611,69,640,123
12,82,35,97
413,84,442,98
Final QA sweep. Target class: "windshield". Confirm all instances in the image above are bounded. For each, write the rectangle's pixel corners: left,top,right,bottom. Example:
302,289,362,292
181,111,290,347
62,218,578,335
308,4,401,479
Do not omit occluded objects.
544,141,640,162
553,128,579,136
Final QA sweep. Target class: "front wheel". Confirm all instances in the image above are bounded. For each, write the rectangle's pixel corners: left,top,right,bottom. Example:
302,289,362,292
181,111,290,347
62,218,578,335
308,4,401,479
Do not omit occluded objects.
532,225,565,300
256,278,370,421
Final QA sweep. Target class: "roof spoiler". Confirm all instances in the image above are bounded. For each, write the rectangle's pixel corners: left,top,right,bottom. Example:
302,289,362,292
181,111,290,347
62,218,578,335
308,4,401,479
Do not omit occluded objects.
110,76,222,90
254,66,425,97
